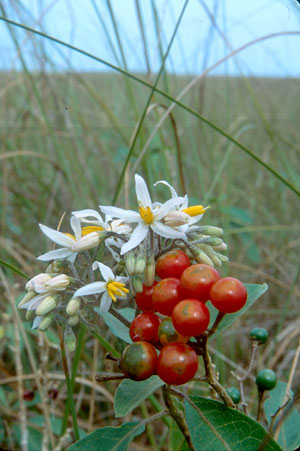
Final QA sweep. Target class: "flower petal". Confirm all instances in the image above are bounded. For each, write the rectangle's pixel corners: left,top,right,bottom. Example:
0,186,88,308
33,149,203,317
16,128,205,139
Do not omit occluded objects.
99,292,112,313
188,213,204,225
37,248,74,261
72,209,104,225
74,281,106,297
120,223,148,255
32,316,43,330
98,262,115,282
100,206,139,223
135,174,152,207
39,224,75,247
21,294,47,311
154,180,178,198
70,216,82,240
151,221,184,239
154,196,186,220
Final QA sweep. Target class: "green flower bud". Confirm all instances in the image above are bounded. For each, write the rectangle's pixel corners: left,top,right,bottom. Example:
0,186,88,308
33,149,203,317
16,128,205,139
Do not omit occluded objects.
66,298,81,316
217,253,229,263
202,226,224,237
132,275,143,293
211,256,222,267
64,328,76,352
38,314,54,331
194,249,214,266
18,291,36,310
25,310,35,321
201,237,223,247
68,315,79,326
124,252,136,275
134,254,146,274
144,255,155,287
46,260,70,274
36,295,58,316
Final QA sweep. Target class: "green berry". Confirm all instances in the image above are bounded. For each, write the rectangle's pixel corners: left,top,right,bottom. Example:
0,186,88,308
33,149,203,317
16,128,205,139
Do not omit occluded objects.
226,387,241,404
256,369,277,391
250,327,269,344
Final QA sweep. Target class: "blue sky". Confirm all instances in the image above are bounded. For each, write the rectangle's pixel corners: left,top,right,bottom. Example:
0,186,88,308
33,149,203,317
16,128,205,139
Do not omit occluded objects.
0,0,300,76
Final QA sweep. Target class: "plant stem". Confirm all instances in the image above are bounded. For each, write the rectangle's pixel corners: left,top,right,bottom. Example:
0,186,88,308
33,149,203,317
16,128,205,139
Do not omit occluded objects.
57,324,80,441
256,390,265,422
95,374,125,382
201,337,235,408
162,385,195,451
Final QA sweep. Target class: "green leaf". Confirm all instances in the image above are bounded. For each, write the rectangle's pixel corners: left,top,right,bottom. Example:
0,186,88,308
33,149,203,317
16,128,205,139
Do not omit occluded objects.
208,283,268,335
169,418,190,451
95,307,135,344
264,381,300,451
185,396,282,451
67,421,145,451
114,376,164,418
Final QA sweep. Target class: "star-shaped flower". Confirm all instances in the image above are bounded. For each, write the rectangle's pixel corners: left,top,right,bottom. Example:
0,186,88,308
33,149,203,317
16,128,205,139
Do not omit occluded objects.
74,261,128,312
37,216,101,262
100,174,185,254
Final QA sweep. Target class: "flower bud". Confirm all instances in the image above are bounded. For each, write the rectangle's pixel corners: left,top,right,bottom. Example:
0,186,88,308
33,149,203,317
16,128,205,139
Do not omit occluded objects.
201,237,223,247
35,295,58,316
124,252,136,275
25,310,35,321
134,254,146,274
164,210,189,227
71,232,101,252
64,328,76,352
44,274,71,292
18,291,36,310
66,298,81,316
144,255,155,287
194,249,214,266
197,226,224,237
46,260,70,274
68,315,79,326
132,275,143,293
211,256,222,267
217,253,229,263
213,242,227,251
25,273,52,293
38,314,54,331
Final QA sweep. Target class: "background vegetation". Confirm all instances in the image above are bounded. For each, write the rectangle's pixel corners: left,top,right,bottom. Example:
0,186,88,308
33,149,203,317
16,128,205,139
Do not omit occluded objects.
0,1,299,449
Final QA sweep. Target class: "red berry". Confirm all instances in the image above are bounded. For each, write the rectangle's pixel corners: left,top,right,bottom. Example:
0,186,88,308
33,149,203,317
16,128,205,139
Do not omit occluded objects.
156,250,190,279
129,312,161,343
152,278,182,316
172,299,210,337
210,277,247,313
158,317,189,346
135,282,158,312
157,343,198,385
120,342,158,381
23,389,35,401
180,264,220,302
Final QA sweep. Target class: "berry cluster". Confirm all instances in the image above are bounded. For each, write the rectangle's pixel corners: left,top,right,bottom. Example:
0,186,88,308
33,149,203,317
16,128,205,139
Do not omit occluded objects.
119,249,248,385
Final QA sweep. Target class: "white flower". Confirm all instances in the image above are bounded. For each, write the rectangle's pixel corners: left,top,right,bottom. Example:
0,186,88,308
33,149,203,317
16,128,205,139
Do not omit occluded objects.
74,261,128,313
72,209,132,235
44,274,71,291
25,273,52,293
37,216,100,262
100,174,186,254
154,180,206,232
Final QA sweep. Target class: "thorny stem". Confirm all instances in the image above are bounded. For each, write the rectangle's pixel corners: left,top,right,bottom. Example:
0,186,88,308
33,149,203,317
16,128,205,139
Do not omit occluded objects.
201,336,235,408
232,340,258,414
162,385,195,451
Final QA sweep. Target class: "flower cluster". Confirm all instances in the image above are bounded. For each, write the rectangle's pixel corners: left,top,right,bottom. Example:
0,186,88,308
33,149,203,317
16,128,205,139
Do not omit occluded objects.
19,174,228,349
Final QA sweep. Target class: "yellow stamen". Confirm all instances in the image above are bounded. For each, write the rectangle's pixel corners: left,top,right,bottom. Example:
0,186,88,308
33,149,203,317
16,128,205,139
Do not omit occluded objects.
107,281,128,302
81,226,105,236
182,205,206,217
139,206,154,224
64,233,76,240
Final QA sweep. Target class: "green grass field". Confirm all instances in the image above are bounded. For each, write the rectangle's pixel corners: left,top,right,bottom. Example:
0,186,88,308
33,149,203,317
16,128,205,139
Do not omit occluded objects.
0,2,300,447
